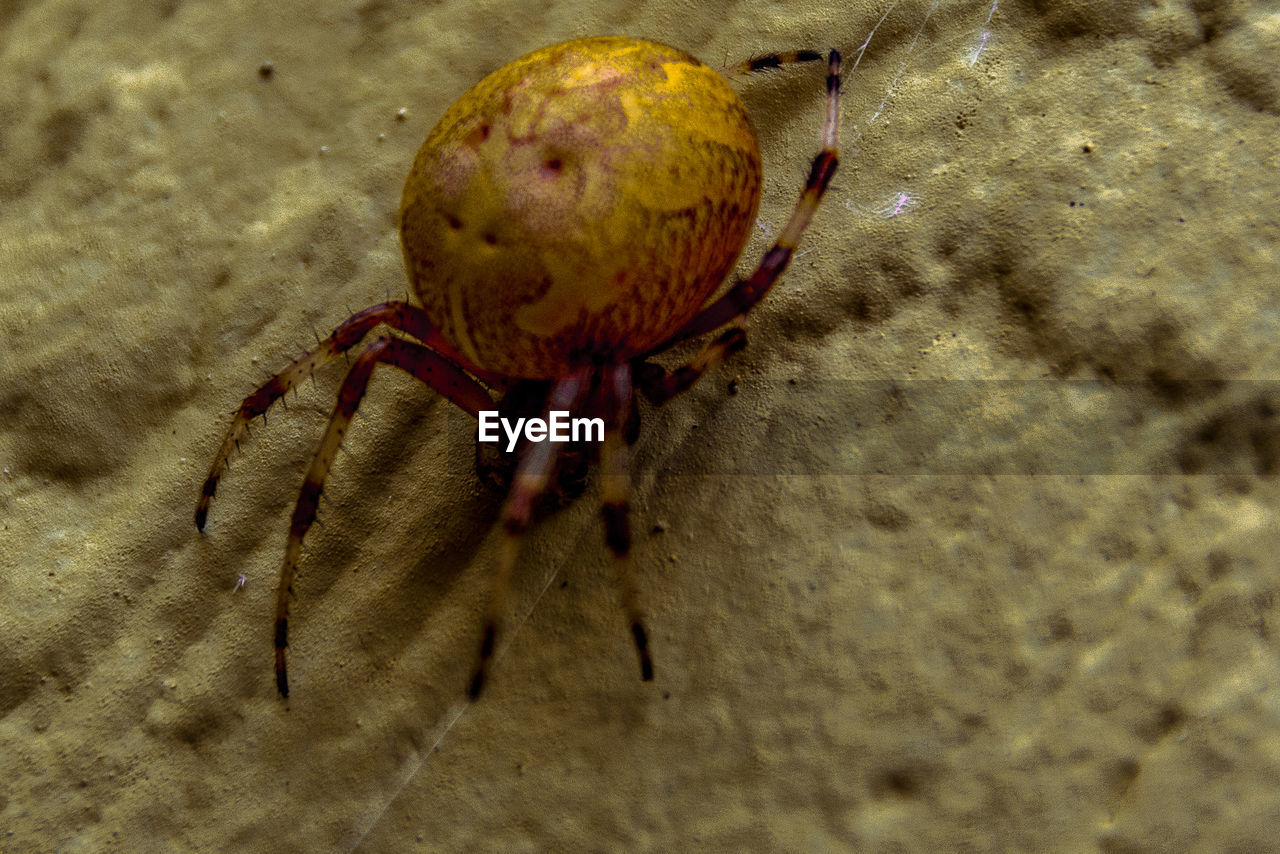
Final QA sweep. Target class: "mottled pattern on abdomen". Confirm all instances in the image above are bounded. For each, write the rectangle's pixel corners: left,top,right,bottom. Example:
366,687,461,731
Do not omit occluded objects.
399,37,763,379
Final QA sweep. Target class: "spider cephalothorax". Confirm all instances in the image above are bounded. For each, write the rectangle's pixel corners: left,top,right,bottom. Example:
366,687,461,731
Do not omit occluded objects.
196,37,841,700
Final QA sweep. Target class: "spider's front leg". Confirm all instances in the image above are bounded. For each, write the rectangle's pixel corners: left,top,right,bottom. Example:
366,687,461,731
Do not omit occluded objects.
269,335,493,698
599,363,654,682
475,379,592,506
468,370,588,700
466,365,653,699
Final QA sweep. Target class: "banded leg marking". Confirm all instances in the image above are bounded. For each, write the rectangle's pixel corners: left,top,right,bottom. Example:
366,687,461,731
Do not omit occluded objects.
668,48,842,346
635,325,748,407
197,301,481,531
274,335,494,698
600,364,653,681
724,49,826,77
468,370,588,700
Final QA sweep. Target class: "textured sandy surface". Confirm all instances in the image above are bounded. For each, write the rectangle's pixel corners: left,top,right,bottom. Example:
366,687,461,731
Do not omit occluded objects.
2,0,1279,851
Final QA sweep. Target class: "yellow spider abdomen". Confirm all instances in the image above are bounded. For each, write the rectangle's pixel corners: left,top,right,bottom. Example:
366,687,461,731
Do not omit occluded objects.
399,36,763,379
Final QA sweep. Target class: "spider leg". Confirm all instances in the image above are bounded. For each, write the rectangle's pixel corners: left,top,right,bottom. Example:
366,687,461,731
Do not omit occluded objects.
196,301,498,531
274,335,493,699
468,370,588,700
634,324,748,406
600,364,654,681
663,48,842,349
723,49,826,77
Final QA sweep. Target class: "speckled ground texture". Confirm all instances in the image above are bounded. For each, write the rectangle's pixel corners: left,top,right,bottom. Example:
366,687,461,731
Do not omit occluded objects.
2,0,1279,850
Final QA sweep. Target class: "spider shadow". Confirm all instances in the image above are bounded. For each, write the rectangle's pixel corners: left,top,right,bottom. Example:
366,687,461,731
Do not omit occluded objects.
298,393,500,680
298,386,600,698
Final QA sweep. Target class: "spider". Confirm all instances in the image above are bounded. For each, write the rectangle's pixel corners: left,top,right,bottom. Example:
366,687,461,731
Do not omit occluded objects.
196,36,841,700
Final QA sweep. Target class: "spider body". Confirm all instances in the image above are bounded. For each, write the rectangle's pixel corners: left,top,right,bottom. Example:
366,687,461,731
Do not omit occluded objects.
197,37,842,700
400,37,763,378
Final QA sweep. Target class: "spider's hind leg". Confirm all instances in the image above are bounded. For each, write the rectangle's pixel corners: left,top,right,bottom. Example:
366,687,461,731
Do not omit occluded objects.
666,48,841,347
631,49,841,409
726,49,826,77
196,301,466,531
272,335,493,699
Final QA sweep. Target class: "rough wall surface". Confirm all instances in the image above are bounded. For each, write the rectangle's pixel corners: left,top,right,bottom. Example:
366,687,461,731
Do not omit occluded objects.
1,1,1278,850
